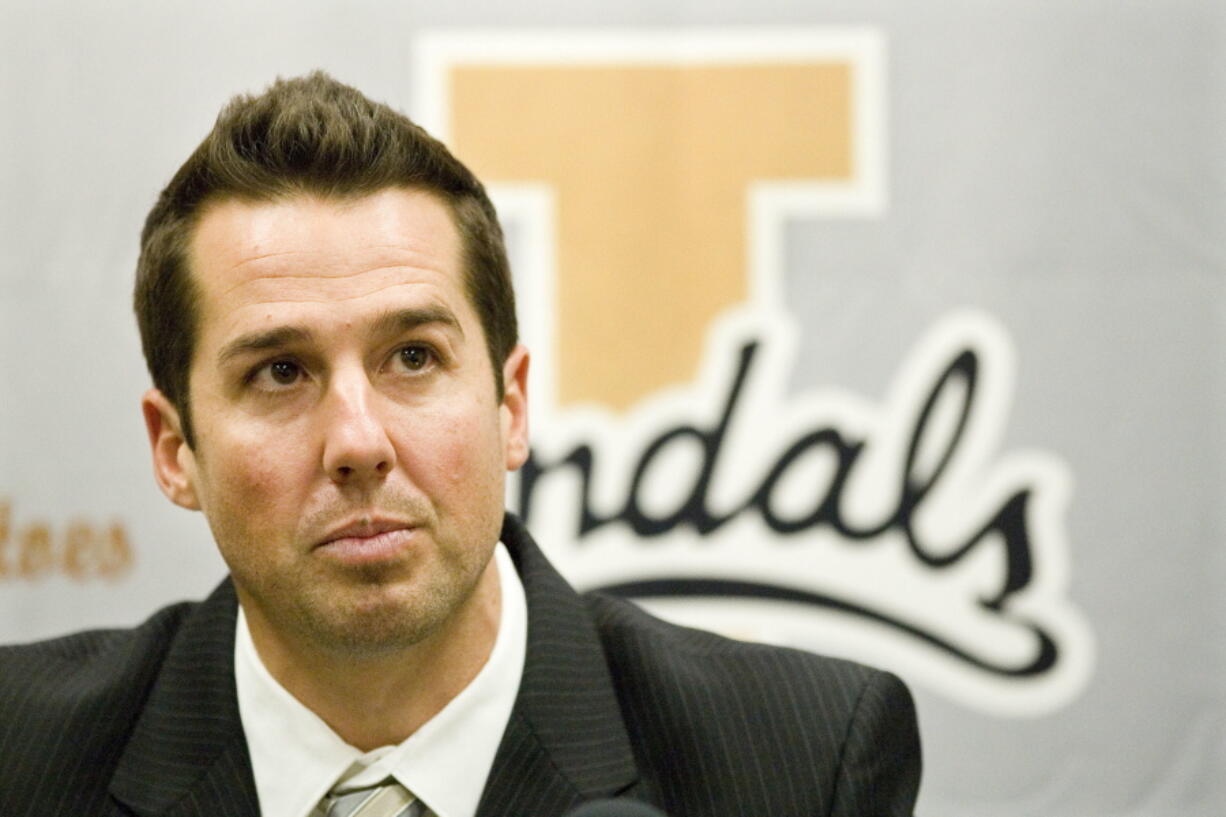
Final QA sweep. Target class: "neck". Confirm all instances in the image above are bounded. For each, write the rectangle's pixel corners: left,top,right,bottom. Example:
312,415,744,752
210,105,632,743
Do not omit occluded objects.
243,557,502,751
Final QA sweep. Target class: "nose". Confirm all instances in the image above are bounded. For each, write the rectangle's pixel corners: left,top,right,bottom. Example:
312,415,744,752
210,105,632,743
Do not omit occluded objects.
320,370,396,487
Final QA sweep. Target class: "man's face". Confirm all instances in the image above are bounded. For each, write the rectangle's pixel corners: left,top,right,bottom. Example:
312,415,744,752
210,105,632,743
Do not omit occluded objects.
144,188,529,658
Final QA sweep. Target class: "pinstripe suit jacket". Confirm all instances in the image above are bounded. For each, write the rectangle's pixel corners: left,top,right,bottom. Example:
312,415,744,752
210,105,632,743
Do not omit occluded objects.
0,514,920,817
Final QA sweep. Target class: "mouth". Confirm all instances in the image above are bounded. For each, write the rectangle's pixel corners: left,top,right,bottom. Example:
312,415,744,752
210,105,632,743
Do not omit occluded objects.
314,518,419,566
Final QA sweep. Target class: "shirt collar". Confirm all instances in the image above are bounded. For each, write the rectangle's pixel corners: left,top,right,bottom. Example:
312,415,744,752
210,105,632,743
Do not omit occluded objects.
235,543,528,817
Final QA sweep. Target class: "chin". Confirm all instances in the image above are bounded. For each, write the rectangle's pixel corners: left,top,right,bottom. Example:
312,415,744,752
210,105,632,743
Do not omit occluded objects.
298,580,466,656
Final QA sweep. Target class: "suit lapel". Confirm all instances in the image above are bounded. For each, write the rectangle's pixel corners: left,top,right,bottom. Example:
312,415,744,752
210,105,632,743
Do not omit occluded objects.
476,516,639,817
108,580,261,817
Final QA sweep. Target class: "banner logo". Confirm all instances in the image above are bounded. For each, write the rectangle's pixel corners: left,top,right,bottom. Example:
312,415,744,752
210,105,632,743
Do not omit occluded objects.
415,28,1092,715
0,500,133,582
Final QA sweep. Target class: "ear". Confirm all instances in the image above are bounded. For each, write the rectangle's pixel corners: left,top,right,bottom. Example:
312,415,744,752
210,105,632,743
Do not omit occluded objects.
141,389,201,510
500,344,530,471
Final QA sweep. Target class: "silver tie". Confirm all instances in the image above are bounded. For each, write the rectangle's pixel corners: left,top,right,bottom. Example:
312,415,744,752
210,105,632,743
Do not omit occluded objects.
318,778,427,817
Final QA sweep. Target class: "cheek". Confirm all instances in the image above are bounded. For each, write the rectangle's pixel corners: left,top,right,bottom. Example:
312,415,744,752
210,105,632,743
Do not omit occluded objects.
197,451,308,579
404,403,506,505
194,438,301,534
228,460,287,500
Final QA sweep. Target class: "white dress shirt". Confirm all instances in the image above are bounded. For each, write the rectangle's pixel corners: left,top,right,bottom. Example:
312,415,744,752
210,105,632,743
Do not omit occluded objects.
235,543,528,817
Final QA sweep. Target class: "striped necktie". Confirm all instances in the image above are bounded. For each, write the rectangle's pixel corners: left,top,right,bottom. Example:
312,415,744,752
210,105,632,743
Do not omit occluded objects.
318,778,427,817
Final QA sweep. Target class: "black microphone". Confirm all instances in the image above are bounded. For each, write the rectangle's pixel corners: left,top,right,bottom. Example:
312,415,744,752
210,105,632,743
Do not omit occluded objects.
563,798,669,817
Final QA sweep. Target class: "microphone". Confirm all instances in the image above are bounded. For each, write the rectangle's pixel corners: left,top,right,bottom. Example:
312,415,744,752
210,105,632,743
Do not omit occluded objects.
563,799,669,817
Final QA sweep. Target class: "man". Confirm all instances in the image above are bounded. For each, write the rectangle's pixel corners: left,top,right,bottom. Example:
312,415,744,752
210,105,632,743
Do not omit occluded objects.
0,73,921,817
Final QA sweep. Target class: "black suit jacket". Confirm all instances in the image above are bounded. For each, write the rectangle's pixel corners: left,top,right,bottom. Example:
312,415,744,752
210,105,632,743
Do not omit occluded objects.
0,515,920,816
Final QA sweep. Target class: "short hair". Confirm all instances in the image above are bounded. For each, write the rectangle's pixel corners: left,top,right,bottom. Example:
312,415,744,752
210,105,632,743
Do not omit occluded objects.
134,71,517,448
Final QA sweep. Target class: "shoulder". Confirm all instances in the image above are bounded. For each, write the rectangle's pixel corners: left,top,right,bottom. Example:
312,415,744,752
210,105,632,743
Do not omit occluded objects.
583,591,921,815
584,589,907,708
0,599,196,719
586,589,889,689
0,600,198,802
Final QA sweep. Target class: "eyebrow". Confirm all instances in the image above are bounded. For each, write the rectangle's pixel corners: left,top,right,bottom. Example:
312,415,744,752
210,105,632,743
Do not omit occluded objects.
217,326,314,367
215,306,465,367
370,305,465,341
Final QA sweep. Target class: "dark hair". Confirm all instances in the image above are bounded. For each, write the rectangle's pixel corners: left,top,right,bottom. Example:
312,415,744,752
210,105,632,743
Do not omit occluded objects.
134,71,517,448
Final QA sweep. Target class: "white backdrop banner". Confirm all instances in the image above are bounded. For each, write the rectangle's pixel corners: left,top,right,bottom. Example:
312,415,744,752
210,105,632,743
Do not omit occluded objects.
2,3,1223,815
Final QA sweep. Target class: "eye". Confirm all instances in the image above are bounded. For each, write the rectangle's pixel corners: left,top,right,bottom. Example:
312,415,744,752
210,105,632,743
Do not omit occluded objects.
269,360,301,384
246,358,303,389
397,345,434,372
